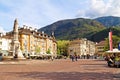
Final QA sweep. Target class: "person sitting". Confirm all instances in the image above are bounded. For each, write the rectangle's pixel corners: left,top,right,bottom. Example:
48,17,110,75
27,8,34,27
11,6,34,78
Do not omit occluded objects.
107,56,114,67
118,57,120,68
114,56,120,68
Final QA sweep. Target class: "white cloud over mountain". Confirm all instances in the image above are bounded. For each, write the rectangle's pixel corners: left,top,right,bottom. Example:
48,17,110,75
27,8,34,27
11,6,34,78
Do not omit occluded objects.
77,0,120,18
0,0,120,32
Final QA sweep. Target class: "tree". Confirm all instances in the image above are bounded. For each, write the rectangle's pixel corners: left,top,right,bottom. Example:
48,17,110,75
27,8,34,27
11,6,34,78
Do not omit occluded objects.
35,46,41,54
46,48,51,54
57,40,70,56
104,35,120,51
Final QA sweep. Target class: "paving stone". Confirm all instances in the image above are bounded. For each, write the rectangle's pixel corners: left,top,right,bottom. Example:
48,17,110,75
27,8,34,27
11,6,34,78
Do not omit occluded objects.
0,59,119,80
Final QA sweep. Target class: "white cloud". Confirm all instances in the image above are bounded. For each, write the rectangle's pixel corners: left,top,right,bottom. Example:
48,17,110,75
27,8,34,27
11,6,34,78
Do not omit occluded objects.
107,0,120,16
12,0,71,24
0,0,72,31
86,0,108,18
77,0,120,18
1,0,120,32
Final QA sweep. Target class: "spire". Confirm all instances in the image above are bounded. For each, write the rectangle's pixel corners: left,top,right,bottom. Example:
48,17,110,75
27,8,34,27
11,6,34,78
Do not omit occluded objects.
13,18,18,31
51,31,55,39
13,18,19,41
51,31,54,36
14,18,18,25
15,18,18,22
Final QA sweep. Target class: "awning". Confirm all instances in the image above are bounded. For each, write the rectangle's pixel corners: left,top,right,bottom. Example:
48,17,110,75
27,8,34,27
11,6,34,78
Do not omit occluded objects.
106,48,120,53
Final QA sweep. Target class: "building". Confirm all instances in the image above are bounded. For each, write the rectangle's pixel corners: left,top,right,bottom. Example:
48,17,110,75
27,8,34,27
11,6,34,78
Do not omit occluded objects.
18,25,57,56
0,33,11,56
68,38,95,58
2,19,57,57
95,40,106,56
68,39,81,56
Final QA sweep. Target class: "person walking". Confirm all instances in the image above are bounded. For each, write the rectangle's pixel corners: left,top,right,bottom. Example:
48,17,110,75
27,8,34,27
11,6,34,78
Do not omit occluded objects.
71,55,75,62
74,53,78,61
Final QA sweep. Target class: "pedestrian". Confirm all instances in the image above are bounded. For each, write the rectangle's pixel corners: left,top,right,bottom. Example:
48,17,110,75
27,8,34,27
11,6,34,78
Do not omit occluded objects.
51,56,54,61
71,55,74,62
70,55,74,62
74,54,77,61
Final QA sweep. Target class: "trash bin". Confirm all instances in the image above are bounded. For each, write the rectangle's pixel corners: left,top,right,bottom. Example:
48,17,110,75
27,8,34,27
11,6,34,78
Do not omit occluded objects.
0,53,3,61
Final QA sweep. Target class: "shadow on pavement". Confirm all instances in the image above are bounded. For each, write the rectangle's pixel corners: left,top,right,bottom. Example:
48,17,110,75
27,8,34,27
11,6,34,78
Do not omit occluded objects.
5,72,119,80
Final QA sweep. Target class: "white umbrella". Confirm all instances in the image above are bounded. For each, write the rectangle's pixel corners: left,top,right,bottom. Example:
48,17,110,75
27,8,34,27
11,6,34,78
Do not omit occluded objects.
106,48,120,53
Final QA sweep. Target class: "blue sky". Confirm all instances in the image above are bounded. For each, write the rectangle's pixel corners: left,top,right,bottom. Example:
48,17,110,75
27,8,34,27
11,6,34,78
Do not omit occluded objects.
0,0,120,32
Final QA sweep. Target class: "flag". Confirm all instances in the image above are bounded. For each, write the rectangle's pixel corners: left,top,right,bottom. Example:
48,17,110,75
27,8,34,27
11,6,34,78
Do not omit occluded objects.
109,31,113,51
118,42,120,50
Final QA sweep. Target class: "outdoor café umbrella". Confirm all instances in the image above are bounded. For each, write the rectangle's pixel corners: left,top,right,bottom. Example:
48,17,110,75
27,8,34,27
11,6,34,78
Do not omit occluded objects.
106,48,120,53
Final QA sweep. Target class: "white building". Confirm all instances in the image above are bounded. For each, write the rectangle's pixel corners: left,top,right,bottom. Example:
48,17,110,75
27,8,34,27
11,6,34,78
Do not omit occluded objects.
0,33,11,56
68,38,95,57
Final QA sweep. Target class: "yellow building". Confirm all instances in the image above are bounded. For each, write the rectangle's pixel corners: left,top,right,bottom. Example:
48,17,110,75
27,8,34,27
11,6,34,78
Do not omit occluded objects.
95,40,106,56
18,25,57,56
5,24,57,57
68,39,81,56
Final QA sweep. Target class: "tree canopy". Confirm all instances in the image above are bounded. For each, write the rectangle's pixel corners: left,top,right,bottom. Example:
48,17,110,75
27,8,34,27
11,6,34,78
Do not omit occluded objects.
57,40,70,56
104,35,120,51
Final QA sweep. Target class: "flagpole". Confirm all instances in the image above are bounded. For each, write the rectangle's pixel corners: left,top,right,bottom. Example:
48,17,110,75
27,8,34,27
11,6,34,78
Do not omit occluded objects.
109,29,113,51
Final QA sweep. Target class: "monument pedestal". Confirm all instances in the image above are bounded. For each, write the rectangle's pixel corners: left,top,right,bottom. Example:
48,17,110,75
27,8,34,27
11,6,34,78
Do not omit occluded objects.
9,19,26,60
17,49,26,60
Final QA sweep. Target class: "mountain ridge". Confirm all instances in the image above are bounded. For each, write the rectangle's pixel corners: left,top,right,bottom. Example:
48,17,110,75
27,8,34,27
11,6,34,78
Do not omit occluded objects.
95,16,120,27
38,18,105,42
38,16,120,42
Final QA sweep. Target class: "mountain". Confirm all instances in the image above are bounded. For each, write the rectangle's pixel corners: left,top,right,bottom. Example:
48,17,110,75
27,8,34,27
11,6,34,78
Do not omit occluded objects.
88,27,120,42
95,16,120,27
38,18,105,41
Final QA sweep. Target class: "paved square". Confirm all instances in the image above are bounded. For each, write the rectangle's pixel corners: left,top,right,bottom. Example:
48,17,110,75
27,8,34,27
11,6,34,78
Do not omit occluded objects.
0,59,119,80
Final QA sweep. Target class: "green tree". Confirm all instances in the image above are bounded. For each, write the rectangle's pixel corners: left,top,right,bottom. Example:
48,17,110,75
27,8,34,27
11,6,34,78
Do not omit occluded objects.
104,35,120,51
57,48,60,55
35,46,41,54
46,48,51,54
57,40,70,56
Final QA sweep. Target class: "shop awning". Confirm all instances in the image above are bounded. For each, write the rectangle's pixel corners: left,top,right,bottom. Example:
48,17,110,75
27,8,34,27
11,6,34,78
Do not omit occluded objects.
106,48,120,53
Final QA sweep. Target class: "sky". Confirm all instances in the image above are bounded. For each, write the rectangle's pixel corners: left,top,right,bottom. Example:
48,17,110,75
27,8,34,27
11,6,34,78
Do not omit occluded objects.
0,0,120,33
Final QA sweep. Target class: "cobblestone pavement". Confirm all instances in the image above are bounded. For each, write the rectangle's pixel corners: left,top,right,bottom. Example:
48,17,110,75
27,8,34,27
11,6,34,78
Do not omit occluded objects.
0,59,120,80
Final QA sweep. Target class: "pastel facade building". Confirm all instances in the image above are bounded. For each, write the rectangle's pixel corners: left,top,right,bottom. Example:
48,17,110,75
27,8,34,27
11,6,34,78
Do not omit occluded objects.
68,38,95,57
2,19,57,57
0,33,11,56
95,40,106,56
18,26,57,56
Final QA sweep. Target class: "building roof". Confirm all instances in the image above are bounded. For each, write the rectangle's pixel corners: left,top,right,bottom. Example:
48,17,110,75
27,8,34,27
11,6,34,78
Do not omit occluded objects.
96,40,106,46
